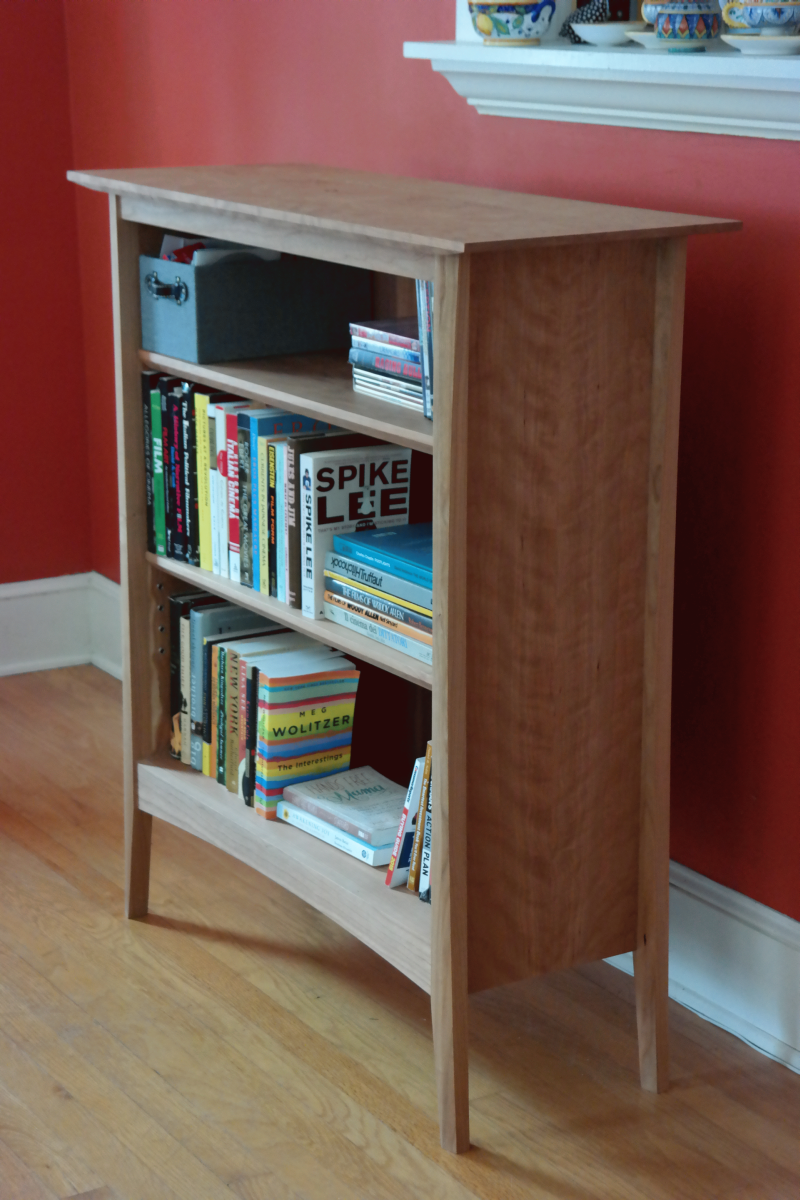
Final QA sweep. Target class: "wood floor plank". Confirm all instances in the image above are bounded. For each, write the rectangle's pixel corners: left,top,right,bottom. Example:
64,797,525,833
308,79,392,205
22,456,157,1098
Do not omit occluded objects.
0,1079,106,1198
0,1138,60,1200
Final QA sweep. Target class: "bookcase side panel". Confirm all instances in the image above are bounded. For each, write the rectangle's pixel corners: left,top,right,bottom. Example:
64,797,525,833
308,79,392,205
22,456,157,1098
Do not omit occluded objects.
465,240,659,993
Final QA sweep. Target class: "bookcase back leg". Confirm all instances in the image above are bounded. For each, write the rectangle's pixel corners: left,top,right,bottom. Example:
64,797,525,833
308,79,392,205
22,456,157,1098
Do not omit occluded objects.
431,252,470,1154
108,197,167,918
634,237,687,1093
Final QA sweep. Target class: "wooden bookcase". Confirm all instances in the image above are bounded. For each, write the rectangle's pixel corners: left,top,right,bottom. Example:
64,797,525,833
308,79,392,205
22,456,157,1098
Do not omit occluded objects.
67,165,737,1154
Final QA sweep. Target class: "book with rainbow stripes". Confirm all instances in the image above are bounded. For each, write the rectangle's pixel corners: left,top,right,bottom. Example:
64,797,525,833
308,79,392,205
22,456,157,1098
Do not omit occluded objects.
254,649,360,819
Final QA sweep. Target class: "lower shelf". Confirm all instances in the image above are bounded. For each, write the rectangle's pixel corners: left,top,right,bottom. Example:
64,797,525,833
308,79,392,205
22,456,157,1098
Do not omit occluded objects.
137,756,432,993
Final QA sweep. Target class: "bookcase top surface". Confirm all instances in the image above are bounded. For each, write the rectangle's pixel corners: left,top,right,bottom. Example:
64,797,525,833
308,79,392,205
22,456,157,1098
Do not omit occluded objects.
68,164,738,254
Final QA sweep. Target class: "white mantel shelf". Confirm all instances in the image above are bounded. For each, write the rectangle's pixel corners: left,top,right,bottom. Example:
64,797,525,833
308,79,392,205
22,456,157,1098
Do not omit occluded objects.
403,39,800,139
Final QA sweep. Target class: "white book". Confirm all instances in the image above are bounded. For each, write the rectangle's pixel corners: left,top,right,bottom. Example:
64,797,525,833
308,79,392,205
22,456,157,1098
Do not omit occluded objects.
277,800,394,866
324,602,433,666
299,443,412,620
385,756,425,888
283,765,407,846
209,399,252,580
209,470,221,575
418,789,433,904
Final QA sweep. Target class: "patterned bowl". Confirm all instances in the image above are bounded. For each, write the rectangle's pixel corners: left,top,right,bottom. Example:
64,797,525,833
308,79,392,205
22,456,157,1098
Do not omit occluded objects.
642,1,661,20
468,0,557,44
721,0,800,30
655,1,721,37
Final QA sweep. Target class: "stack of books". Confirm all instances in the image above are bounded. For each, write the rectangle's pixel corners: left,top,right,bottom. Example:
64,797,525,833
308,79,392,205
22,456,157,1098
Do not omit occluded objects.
323,524,433,666
348,280,433,419
277,765,409,865
168,592,360,819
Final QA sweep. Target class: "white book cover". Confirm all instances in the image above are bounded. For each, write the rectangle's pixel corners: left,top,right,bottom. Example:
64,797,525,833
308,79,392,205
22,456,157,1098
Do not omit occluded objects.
209,400,251,580
385,756,425,889
277,800,394,867
299,443,412,620
283,765,407,846
418,779,433,903
323,602,433,666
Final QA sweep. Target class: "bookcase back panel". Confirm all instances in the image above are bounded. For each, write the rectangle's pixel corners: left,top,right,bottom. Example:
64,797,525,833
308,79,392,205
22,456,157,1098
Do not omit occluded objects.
464,240,659,993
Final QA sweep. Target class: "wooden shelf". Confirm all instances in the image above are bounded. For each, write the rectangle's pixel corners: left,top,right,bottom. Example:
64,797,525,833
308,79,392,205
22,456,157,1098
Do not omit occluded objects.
138,756,431,993
138,348,433,455
145,552,433,691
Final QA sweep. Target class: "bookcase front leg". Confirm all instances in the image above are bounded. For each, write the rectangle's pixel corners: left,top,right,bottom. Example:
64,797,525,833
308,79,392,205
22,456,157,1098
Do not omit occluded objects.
109,196,165,918
431,253,470,1154
634,238,687,1092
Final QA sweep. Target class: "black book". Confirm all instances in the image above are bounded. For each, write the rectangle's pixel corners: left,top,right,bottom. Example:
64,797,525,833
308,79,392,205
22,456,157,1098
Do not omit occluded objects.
167,387,187,562
268,441,278,597
244,665,259,806
216,647,227,785
141,370,161,553
158,376,180,556
180,384,200,566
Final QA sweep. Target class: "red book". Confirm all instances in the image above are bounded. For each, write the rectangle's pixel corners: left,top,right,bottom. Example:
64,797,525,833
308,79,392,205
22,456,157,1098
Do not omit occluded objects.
227,411,243,582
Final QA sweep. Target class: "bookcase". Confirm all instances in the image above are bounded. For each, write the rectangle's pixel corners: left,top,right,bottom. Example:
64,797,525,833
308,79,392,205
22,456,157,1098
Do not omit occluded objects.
67,164,737,1154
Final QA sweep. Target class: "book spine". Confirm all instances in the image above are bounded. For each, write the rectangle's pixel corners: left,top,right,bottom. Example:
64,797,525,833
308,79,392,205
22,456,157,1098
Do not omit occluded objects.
323,602,433,666
350,336,421,364
150,390,167,556
418,775,433,903
168,596,183,758
277,443,286,604
179,615,192,765
202,639,213,776
348,322,420,352
348,347,423,382
238,653,250,801
226,412,241,583
216,647,227,785
189,608,210,772
285,440,301,609
277,801,392,867
324,591,431,646
142,380,155,554
226,648,240,794
244,666,258,806
268,442,278,598
257,437,270,594
324,575,432,633
181,390,199,566
416,279,433,422
385,758,420,887
238,425,254,588
299,451,316,619
324,553,432,614
209,413,220,575
332,543,431,590
215,408,229,579
283,444,291,605
195,394,213,572
408,742,432,892
251,423,261,592
169,392,186,562
210,645,219,777
161,388,173,557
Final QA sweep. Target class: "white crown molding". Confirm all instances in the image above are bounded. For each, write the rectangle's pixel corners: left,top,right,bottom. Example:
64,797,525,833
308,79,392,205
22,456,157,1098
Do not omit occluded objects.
404,37,800,140
0,571,121,680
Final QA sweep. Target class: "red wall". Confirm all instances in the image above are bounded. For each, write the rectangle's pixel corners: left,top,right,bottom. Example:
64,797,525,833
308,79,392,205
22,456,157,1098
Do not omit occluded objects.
0,1,89,584
60,0,799,922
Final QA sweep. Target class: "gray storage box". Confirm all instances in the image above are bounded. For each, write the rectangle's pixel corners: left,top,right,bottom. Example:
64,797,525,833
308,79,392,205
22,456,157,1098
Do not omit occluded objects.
139,251,372,364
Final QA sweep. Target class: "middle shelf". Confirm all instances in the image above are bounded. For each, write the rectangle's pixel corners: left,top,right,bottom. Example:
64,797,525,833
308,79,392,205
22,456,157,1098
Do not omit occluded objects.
147,551,434,690
139,754,432,992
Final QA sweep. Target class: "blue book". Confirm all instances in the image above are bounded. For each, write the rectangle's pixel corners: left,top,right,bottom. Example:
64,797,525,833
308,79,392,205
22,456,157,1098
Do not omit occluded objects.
239,410,336,591
333,523,432,590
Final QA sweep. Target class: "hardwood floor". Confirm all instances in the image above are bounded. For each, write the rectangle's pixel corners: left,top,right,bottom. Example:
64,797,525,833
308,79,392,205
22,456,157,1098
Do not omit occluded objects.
0,665,796,1200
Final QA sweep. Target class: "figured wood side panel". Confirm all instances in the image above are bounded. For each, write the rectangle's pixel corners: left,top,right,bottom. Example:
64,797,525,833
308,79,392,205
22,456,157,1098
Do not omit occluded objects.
634,237,688,1093
465,241,659,992
108,199,169,917
431,253,470,1154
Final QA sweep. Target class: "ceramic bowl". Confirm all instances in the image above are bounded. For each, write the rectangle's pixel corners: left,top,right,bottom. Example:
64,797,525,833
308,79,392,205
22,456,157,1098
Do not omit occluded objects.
468,0,557,44
571,20,645,43
721,0,800,30
641,1,661,20
721,27,800,42
656,1,721,37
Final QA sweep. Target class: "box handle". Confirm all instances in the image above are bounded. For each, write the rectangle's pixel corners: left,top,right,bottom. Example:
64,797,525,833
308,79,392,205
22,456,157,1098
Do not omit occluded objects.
145,271,189,306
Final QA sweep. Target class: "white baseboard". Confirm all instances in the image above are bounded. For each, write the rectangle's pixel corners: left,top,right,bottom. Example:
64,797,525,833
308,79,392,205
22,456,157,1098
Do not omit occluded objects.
607,861,800,1075
0,571,122,680
2,573,797,1076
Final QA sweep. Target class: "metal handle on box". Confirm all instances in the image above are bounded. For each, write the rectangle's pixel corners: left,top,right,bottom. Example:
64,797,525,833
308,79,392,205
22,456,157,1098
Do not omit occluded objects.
145,271,189,305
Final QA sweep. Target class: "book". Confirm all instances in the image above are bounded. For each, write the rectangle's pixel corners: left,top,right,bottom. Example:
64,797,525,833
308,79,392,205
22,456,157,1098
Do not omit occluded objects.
180,385,199,566
210,399,252,579
170,591,217,762
323,601,433,666
323,574,432,634
385,757,425,888
324,590,432,646
348,317,420,352
348,347,423,384
351,367,423,399
277,441,287,604
159,376,179,557
255,650,360,818
283,766,408,846
407,742,432,892
418,768,433,904
277,800,394,867
227,407,259,582
299,443,412,620
267,439,285,597
168,386,187,561
351,377,424,412
416,279,434,421
194,390,219,572
141,371,161,553
324,550,432,614
205,624,287,780
149,381,167,556
333,523,432,590
350,335,420,364
257,435,270,597
180,614,192,764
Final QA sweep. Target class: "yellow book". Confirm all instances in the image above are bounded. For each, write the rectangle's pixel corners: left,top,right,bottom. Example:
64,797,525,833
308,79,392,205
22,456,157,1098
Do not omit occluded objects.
195,392,213,572
257,436,270,593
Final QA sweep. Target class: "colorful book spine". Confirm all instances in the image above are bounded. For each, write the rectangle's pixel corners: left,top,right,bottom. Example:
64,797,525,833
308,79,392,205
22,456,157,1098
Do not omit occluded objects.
323,591,431,646
150,387,167,556
323,601,433,666
257,437,270,594
350,336,421,363
277,442,287,604
418,770,433,904
214,404,230,578
276,801,394,866
181,388,199,566
142,376,155,554
348,321,420,352
385,757,423,888
238,424,254,588
268,441,278,597
348,347,423,383
324,551,432,614
195,393,213,572
168,389,186,562
225,647,242,793
226,411,242,582
408,742,432,893
323,575,432,633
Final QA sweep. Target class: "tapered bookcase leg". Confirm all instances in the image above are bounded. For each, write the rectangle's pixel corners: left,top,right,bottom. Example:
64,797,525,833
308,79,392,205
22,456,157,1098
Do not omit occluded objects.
634,238,687,1092
430,253,470,1153
109,196,165,918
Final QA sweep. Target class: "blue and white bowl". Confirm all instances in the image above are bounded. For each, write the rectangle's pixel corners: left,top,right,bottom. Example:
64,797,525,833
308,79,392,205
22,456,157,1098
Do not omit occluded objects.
722,0,800,30
469,0,557,44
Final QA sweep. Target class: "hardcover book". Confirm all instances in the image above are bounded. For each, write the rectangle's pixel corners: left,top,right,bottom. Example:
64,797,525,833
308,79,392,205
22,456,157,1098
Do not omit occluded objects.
324,550,432,614
282,766,408,847
333,523,432,590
